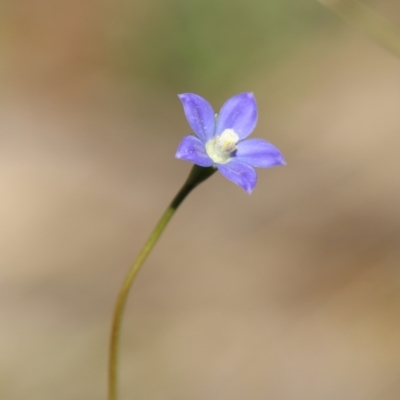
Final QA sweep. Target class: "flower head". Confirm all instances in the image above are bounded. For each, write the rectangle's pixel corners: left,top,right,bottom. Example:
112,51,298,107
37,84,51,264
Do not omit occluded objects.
175,92,285,194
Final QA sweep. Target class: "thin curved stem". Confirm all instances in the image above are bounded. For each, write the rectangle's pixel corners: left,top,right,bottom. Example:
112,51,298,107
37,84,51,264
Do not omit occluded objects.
318,0,400,59
108,165,216,400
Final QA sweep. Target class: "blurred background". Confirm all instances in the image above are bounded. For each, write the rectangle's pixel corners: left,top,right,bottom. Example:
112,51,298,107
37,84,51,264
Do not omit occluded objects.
1,1,400,399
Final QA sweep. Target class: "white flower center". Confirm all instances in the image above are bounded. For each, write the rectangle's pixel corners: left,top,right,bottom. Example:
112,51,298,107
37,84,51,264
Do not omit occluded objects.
205,129,239,164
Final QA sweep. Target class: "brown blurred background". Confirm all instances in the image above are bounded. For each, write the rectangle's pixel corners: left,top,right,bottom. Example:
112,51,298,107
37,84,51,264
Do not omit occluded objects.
1,1,400,399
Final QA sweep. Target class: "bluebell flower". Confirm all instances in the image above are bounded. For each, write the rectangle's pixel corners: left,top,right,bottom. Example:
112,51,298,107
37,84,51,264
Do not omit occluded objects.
176,92,285,194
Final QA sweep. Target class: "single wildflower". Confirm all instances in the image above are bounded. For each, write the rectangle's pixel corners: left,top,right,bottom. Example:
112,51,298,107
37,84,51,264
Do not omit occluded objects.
175,92,285,194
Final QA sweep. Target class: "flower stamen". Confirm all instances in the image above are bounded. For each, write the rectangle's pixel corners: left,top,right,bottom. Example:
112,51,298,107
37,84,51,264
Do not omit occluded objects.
205,129,239,164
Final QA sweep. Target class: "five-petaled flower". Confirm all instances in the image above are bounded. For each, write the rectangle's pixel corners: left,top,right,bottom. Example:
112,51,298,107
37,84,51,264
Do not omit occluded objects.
175,92,285,194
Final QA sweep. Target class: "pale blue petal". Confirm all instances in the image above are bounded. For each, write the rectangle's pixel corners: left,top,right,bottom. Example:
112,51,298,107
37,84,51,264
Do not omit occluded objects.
217,160,257,194
236,138,286,168
216,92,257,139
175,135,213,167
178,93,216,143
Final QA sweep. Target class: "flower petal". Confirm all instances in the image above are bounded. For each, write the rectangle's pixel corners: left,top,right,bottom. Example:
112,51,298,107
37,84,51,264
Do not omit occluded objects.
178,93,216,143
216,92,257,139
175,135,214,167
217,160,257,194
236,138,286,168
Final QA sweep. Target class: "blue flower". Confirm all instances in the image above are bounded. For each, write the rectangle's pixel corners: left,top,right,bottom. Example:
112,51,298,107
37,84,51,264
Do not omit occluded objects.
175,92,285,194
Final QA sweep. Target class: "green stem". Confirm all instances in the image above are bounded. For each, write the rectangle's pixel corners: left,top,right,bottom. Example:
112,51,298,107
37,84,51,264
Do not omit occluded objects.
108,165,216,400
